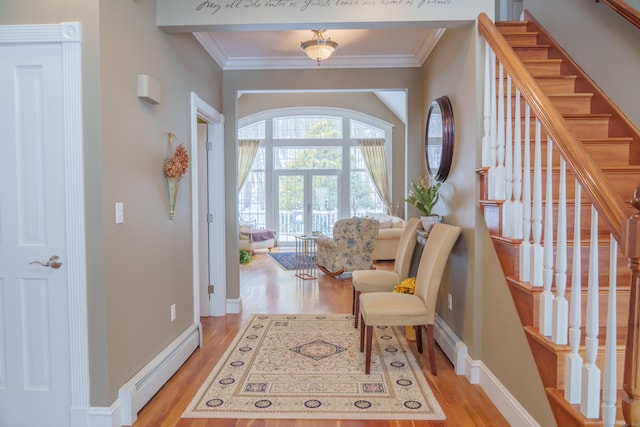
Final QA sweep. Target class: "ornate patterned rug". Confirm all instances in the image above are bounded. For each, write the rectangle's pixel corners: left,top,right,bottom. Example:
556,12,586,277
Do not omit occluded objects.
182,314,445,420
267,251,315,270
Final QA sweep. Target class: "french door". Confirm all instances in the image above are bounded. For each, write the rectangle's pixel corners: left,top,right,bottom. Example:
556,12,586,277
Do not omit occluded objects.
276,171,339,245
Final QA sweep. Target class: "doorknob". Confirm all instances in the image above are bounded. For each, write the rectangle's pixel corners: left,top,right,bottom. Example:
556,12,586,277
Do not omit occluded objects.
30,255,63,269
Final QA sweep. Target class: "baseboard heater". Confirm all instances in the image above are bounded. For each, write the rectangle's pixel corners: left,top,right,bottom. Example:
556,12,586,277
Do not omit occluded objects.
118,323,200,426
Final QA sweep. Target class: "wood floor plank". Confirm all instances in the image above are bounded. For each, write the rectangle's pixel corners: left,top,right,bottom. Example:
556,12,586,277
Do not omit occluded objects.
133,251,509,427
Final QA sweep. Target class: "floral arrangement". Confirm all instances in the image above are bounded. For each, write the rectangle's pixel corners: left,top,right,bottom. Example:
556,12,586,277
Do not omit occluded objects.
393,277,416,294
405,177,440,217
164,133,190,178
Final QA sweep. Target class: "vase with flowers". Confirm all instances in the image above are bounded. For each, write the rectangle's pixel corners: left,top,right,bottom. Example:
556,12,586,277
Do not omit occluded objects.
405,177,442,233
164,133,190,219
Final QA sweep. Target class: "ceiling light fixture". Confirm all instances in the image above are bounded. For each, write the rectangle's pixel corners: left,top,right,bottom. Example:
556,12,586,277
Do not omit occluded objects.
300,30,338,65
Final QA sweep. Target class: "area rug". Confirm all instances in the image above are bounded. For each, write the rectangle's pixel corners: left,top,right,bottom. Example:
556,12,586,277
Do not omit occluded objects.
267,251,316,271
182,314,445,420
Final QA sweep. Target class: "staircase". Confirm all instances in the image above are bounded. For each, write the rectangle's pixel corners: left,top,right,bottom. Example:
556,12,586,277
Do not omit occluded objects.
477,11,640,427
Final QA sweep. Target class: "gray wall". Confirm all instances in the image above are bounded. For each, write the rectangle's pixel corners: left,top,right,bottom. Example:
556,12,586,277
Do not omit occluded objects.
97,0,221,403
421,26,555,425
1,0,222,405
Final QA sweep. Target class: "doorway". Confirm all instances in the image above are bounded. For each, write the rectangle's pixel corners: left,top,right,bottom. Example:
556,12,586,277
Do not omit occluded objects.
275,171,340,243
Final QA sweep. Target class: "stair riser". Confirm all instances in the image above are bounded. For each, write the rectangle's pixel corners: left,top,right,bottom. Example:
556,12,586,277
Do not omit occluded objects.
496,77,577,94
480,202,632,242
521,60,563,76
502,33,539,46
478,166,637,202
511,46,550,60
490,236,628,284
525,327,625,390
498,94,593,115
495,22,529,33
508,277,630,333
511,116,611,139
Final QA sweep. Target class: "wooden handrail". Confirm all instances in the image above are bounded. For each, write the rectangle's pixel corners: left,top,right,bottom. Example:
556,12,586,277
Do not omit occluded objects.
596,0,640,29
477,12,627,244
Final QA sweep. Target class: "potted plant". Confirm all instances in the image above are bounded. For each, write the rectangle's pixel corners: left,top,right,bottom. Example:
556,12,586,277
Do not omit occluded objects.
405,177,442,233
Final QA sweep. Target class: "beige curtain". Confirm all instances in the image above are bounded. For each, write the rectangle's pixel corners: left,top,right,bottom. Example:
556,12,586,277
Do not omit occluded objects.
237,139,260,191
358,139,392,214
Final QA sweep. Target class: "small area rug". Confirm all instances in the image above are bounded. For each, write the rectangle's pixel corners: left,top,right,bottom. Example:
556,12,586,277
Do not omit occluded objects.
182,314,445,420
267,251,315,271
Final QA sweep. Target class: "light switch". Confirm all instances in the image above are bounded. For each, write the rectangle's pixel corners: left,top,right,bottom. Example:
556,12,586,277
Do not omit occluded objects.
115,202,124,224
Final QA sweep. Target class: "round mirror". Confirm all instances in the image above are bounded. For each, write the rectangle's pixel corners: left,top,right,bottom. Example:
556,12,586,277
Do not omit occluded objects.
425,96,454,182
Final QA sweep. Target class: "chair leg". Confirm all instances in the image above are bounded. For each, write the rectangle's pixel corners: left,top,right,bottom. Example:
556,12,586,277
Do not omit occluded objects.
365,324,373,374
426,324,437,375
415,325,423,353
359,314,365,352
353,290,361,328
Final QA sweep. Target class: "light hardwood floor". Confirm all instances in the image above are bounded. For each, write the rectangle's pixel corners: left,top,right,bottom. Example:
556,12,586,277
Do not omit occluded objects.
133,250,509,427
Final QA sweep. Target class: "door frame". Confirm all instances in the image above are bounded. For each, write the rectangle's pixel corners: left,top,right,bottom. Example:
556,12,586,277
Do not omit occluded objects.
190,92,226,320
0,22,90,424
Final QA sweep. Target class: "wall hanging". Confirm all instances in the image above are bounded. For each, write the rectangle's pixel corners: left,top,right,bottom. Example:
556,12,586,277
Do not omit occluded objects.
164,132,190,219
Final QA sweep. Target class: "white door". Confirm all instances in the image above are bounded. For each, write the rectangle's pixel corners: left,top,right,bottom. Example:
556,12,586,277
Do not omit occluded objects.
0,43,71,425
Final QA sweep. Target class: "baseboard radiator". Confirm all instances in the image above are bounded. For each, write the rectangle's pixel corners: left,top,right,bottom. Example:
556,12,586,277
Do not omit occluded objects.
118,323,200,426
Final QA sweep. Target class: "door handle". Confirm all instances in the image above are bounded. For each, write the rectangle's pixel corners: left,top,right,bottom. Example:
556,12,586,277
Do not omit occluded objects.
30,255,63,269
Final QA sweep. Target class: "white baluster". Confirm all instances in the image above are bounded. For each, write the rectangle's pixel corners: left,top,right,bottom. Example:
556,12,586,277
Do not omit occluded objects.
565,182,582,404
488,51,497,200
502,75,513,237
512,88,523,240
519,104,532,282
540,137,554,336
581,206,601,419
482,44,492,168
494,62,506,201
602,235,618,427
552,158,568,344
530,119,544,288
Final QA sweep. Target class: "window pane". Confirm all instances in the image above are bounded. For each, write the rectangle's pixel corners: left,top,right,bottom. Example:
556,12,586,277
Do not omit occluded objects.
238,148,266,228
273,147,342,169
273,116,342,139
350,147,386,216
239,120,265,139
350,119,384,139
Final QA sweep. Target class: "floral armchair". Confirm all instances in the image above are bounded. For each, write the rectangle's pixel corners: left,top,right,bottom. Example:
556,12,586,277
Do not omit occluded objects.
315,217,380,277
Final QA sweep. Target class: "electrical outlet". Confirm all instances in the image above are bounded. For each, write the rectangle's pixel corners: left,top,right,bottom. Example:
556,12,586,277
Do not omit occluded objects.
447,294,453,310
170,304,176,322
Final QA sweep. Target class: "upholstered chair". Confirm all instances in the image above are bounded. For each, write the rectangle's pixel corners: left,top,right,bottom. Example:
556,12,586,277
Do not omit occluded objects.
359,223,462,375
351,217,422,327
315,217,379,277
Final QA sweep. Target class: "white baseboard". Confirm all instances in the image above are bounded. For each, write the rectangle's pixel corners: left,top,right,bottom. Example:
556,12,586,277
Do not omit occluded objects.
117,323,201,426
434,315,538,426
88,402,121,427
226,298,242,314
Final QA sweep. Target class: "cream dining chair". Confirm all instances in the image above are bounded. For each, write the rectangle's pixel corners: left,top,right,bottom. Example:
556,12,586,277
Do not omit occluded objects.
351,217,422,328
359,223,462,375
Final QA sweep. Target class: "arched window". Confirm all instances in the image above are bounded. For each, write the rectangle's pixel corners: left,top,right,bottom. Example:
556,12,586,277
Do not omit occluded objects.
238,108,393,244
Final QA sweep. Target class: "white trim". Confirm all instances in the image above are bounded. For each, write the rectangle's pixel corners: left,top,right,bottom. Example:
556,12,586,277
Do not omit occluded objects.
435,316,538,426
190,92,227,318
88,402,121,427
434,314,467,376
0,22,90,427
473,360,541,426
226,298,242,314
118,323,200,426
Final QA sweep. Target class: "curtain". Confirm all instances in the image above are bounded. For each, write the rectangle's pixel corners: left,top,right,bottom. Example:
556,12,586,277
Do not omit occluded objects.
237,139,260,191
358,138,392,214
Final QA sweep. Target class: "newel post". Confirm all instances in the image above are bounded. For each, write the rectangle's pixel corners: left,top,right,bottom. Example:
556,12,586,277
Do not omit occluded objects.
622,201,640,426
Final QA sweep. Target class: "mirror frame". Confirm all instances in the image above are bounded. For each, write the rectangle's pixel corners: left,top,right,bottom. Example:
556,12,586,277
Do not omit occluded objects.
425,96,454,182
